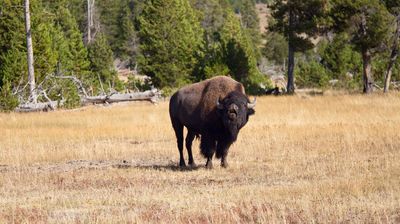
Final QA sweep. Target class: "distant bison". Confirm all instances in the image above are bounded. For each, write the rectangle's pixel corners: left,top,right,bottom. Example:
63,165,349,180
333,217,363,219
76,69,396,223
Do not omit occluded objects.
169,76,256,169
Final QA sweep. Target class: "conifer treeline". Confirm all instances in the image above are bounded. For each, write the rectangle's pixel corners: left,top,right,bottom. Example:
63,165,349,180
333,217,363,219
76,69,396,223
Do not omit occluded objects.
0,0,268,110
0,0,399,110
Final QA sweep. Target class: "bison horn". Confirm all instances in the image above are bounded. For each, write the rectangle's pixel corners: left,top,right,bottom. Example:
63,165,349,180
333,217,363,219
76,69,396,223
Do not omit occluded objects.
247,97,256,109
216,98,224,109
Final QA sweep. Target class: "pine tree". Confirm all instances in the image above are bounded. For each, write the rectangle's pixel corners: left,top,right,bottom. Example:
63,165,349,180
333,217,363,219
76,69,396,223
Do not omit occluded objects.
116,1,139,63
88,33,119,93
96,0,125,49
331,0,393,93
0,0,60,98
137,0,204,89
262,32,288,65
53,4,91,80
319,33,363,88
192,0,268,93
269,0,328,94
232,0,262,59
0,0,94,109
0,0,28,89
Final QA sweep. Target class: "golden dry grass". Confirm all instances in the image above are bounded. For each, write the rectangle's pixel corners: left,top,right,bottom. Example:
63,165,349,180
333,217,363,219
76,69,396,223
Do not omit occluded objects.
1,94,400,223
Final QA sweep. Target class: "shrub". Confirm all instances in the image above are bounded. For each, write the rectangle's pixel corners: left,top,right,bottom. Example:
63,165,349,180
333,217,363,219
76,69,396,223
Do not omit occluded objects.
0,82,19,112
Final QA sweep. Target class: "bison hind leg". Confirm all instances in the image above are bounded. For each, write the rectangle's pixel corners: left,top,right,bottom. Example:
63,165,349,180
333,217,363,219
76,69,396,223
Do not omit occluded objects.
185,130,196,167
172,120,186,167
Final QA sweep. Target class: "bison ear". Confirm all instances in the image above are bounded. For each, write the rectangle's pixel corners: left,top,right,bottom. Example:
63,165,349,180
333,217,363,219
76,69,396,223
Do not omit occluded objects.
247,108,255,116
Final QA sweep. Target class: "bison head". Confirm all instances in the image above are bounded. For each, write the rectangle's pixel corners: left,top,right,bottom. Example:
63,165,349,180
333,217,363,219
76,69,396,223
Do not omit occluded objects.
216,91,256,141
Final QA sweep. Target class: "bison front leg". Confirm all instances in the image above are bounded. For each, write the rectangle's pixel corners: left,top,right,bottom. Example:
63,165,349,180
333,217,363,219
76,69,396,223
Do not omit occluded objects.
216,140,232,168
200,134,216,169
205,158,213,169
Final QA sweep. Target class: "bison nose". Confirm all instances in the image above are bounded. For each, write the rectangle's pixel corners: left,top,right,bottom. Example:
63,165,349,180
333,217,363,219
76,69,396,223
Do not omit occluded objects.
228,112,237,120
228,104,238,120
229,104,238,112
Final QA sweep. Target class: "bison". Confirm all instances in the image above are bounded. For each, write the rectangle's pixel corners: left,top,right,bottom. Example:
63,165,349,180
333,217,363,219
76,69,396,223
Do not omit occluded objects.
169,76,256,169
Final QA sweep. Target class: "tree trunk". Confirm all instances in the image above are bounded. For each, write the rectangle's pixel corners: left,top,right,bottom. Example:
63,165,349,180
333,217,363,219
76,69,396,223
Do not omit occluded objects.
87,0,91,44
362,48,373,94
286,8,295,94
287,42,295,94
384,14,400,93
24,0,36,103
82,90,160,105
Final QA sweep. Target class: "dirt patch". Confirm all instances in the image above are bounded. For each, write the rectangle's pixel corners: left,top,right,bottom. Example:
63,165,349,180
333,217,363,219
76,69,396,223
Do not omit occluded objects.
0,159,201,174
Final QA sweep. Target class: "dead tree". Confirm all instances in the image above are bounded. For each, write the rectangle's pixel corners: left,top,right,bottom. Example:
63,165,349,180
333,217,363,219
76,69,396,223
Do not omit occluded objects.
24,0,36,103
86,0,98,45
384,14,400,93
14,74,161,112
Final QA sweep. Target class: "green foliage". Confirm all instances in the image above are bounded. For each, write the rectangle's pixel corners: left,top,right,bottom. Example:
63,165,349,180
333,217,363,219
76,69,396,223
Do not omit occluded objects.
262,31,288,65
218,1,267,92
53,5,91,79
62,80,81,109
204,63,230,79
116,1,138,62
295,60,330,89
32,22,59,81
372,53,400,85
192,0,269,94
319,34,362,80
229,0,262,59
96,0,139,57
0,82,19,112
126,76,152,92
269,0,328,53
137,0,204,89
330,0,393,92
0,0,97,107
0,0,28,88
331,0,392,52
269,0,329,93
3,0,398,111
65,0,86,32
160,86,179,98
88,34,119,93
0,0,60,86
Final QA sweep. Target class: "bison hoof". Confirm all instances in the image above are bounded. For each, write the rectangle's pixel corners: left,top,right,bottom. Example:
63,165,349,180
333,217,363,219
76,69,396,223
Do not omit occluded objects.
188,162,196,168
221,162,229,168
179,161,186,167
205,161,213,169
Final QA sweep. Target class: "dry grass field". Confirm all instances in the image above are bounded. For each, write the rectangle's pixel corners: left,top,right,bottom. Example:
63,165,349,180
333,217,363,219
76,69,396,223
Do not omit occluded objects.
1,94,400,223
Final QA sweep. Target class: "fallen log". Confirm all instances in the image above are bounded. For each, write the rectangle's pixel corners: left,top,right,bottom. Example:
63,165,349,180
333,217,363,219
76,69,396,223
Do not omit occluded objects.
82,89,161,105
15,89,161,112
15,100,64,113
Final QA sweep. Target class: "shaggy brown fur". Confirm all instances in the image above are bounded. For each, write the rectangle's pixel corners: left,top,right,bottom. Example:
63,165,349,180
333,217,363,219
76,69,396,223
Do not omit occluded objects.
169,76,255,169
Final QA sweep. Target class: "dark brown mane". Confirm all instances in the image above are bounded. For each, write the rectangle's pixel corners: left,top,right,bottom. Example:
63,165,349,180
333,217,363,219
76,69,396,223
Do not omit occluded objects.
169,76,255,169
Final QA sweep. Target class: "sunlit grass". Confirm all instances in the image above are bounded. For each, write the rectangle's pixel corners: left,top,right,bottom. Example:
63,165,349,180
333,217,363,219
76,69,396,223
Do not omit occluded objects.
0,94,399,223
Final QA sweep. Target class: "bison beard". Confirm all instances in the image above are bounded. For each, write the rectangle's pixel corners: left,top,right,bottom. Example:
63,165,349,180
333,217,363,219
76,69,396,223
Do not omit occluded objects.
169,76,256,169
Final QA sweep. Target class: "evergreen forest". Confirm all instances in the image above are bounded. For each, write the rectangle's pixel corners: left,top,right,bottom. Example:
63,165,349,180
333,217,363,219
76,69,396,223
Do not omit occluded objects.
0,0,399,110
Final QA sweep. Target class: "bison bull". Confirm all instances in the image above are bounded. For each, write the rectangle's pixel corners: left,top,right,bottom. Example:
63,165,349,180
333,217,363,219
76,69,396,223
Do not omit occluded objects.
169,76,256,169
